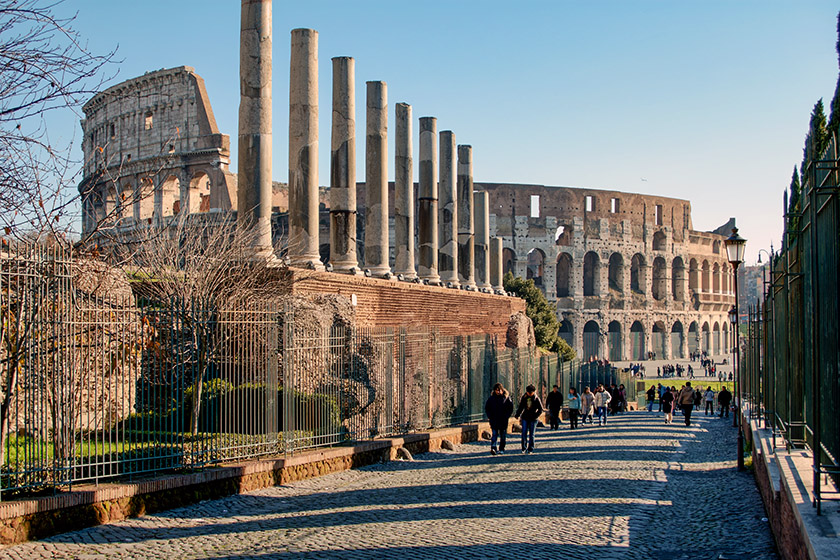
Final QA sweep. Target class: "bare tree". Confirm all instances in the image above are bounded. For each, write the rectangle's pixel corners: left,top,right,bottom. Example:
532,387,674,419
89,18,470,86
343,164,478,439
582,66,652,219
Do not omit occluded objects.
0,0,116,236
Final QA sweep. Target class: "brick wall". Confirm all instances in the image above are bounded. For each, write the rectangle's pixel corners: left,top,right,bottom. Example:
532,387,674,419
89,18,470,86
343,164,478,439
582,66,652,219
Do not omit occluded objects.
288,270,525,338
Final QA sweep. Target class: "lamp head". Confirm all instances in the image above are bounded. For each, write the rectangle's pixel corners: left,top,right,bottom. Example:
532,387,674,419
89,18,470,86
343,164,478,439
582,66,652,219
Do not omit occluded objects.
724,227,747,268
728,305,738,325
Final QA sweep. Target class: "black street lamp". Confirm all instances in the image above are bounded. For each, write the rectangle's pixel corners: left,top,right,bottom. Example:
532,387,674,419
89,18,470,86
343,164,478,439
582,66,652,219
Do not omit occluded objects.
724,227,746,471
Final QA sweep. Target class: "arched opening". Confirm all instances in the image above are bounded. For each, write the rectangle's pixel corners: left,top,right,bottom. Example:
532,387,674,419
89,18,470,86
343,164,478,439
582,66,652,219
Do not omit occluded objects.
630,321,645,360
583,320,600,361
722,322,729,353
689,258,699,292
526,248,545,289
558,320,574,348
688,321,699,354
608,321,622,361
138,178,155,222
189,171,211,213
160,175,180,219
713,240,721,254
608,253,624,294
104,184,118,225
702,321,711,352
672,257,685,301
652,257,667,301
583,251,600,297
713,262,721,293
503,248,516,276
701,260,710,292
652,321,667,358
652,230,667,251
119,183,134,221
671,321,684,358
712,321,721,355
631,253,646,294
556,253,572,298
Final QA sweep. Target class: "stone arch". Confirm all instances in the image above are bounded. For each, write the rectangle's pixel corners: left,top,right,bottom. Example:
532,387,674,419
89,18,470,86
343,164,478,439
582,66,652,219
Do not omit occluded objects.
556,252,572,298
688,321,699,354
160,175,180,218
503,248,516,276
583,251,600,297
104,183,118,225
671,321,684,359
652,321,667,358
608,253,624,294
713,262,721,293
672,256,685,301
119,182,134,221
630,320,645,360
138,177,155,222
583,320,601,361
558,320,574,348
713,239,721,254
189,171,211,213
526,248,546,288
631,253,646,294
608,320,622,361
712,321,721,354
652,230,667,251
701,260,710,292
652,257,667,301
689,258,699,291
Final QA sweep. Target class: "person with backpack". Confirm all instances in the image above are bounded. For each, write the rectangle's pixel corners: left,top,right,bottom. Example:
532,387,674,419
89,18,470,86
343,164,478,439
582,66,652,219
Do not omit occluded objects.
678,381,696,426
514,384,544,454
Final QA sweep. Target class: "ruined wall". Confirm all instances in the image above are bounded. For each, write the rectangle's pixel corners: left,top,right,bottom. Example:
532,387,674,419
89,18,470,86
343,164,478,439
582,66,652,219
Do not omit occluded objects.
79,67,236,233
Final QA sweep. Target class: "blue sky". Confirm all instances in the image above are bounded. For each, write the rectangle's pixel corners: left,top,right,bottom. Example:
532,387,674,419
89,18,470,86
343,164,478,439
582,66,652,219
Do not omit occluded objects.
54,0,840,263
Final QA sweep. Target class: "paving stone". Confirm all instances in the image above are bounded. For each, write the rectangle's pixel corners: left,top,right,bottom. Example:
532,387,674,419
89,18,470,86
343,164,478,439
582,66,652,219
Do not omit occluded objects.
0,410,777,559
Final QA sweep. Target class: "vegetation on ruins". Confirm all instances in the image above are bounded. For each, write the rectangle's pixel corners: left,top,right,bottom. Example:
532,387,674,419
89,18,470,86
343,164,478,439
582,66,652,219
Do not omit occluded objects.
0,0,116,236
503,272,576,361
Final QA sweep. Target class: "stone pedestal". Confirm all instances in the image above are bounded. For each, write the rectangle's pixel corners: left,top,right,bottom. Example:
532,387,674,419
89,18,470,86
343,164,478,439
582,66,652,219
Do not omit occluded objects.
394,102,416,279
237,0,273,256
364,81,391,277
418,117,440,284
457,145,476,289
474,191,490,290
288,28,324,270
329,56,360,274
438,131,458,287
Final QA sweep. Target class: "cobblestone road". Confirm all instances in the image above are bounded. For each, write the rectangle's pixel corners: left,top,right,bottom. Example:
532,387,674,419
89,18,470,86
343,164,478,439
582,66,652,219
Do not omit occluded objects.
0,410,777,560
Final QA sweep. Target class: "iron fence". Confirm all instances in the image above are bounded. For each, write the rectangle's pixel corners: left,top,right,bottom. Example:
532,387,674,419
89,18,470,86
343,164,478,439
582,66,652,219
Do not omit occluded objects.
0,244,616,497
745,135,840,514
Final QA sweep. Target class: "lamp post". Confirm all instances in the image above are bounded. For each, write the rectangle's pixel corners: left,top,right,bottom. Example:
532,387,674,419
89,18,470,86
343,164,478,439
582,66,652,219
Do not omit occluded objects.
724,227,746,471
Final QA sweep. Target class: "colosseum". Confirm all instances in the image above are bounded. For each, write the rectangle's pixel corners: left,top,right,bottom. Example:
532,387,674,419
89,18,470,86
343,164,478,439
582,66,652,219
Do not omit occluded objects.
79,66,735,362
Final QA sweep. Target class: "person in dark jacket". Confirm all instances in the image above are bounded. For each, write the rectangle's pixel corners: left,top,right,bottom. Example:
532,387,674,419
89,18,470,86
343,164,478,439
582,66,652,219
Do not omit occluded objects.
718,386,732,418
545,385,564,430
514,384,544,454
485,383,514,455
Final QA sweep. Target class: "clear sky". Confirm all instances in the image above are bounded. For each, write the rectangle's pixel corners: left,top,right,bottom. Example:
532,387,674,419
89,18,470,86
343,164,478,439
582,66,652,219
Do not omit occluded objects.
52,0,840,264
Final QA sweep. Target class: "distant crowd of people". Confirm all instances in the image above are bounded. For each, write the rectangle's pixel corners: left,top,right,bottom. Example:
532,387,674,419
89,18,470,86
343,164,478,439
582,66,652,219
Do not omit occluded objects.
645,383,733,426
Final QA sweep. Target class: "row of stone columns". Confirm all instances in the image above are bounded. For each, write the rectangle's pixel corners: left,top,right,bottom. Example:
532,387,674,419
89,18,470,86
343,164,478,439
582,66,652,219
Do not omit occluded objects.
280,27,504,291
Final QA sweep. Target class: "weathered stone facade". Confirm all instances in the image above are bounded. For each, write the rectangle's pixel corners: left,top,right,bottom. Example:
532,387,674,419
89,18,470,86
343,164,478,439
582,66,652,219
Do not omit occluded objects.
78,66,237,233
79,68,734,361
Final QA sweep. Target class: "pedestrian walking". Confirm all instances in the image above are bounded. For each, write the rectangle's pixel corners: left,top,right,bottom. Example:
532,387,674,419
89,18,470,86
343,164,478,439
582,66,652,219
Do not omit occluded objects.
662,386,676,424
580,386,595,424
593,384,612,426
484,383,514,455
693,386,702,411
567,387,581,429
514,384,544,454
546,385,563,430
718,386,732,418
704,386,715,415
678,381,696,426
646,385,657,412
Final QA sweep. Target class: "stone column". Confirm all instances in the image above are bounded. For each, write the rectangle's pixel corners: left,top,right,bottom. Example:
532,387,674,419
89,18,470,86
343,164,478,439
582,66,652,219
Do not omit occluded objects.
490,236,504,293
457,145,476,289
329,56,360,274
474,190,490,290
237,0,273,256
288,28,323,270
438,131,458,287
394,102,416,279
681,327,689,359
418,117,440,284
364,81,390,277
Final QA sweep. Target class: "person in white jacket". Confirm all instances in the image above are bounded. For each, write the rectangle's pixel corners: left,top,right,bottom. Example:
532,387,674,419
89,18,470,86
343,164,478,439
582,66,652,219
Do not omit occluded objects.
593,384,612,426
